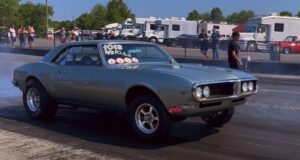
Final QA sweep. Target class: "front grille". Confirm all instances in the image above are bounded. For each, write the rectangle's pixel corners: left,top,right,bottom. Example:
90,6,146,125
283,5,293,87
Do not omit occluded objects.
209,82,234,98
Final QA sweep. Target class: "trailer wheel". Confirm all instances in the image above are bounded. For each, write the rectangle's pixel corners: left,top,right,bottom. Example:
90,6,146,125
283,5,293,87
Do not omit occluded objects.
149,37,158,43
246,42,257,52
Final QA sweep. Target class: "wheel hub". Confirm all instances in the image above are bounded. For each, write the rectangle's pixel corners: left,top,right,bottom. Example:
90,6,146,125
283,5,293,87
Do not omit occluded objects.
135,103,160,134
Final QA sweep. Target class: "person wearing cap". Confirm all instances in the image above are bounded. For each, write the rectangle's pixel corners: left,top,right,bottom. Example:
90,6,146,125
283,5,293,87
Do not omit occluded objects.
228,32,243,69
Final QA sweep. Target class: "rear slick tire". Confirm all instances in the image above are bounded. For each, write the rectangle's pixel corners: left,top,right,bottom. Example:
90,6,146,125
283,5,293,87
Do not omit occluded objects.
23,79,58,120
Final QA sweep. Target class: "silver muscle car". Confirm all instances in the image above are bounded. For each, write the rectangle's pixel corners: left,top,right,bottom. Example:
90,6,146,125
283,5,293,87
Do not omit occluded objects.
13,40,258,141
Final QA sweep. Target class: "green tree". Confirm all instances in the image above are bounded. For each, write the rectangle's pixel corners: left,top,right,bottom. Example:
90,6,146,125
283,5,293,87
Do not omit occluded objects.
187,10,201,20
297,11,300,18
77,13,94,29
19,2,54,37
0,0,20,27
200,12,211,21
280,11,293,17
106,0,134,23
90,4,108,29
226,10,255,24
210,7,224,22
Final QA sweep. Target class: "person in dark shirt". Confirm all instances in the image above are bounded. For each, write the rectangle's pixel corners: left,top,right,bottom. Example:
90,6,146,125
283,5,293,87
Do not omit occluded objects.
211,29,221,60
228,32,243,69
199,29,209,58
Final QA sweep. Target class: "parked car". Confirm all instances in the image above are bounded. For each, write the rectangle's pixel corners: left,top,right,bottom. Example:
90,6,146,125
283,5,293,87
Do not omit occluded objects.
163,34,200,48
13,40,258,141
278,36,300,54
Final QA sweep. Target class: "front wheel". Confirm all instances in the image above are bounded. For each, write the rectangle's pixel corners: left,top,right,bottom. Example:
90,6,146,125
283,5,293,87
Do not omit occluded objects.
201,108,235,127
282,48,291,54
128,94,171,141
23,79,58,120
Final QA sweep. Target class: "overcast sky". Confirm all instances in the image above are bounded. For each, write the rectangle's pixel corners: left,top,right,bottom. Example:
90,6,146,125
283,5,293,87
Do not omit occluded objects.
22,0,300,21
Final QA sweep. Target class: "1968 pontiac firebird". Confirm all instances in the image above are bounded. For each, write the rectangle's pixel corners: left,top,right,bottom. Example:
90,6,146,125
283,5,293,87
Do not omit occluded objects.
13,40,258,141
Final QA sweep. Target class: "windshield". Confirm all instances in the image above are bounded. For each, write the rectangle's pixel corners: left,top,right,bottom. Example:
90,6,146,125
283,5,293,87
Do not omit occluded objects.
284,36,298,42
102,44,170,65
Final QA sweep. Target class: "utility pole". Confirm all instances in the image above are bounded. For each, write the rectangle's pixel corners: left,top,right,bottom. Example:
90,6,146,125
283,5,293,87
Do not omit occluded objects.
46,0,48,29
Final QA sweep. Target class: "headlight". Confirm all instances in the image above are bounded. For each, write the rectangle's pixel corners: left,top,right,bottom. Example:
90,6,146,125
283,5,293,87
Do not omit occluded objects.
203,86,210,98
242,82,248,92
248,81,254,91
193,87,202,100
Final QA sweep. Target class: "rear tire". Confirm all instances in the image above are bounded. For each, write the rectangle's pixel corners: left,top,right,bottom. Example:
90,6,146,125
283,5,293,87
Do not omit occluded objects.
201,108,235,127
23,79,58,120
128,94,171,142
282,48,291,54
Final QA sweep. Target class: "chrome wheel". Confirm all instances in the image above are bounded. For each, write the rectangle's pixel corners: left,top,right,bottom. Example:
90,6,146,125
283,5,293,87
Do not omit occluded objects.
135,103,159,134
26,87,40,112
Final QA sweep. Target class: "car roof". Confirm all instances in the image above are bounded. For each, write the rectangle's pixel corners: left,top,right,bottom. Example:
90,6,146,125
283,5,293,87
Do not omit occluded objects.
42,40,158,62
64,40,155,46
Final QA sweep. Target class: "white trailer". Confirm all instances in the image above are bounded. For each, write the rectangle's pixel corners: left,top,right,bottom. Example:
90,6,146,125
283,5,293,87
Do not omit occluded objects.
198,22,237,37
239,13,300,51
144,17,198,42
119,17,159,38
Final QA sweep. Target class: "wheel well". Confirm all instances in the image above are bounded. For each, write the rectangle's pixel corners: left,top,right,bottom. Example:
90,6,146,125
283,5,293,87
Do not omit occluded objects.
25,76,40,84
125,86,160,107
247,41,257,46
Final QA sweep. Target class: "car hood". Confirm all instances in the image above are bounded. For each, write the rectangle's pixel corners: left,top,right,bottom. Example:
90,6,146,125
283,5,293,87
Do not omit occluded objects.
117,63,256,83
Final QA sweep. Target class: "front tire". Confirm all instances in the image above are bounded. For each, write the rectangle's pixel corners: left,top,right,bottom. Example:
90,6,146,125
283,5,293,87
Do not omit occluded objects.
201,108,235,127
23,79,58,120
128,94,171,141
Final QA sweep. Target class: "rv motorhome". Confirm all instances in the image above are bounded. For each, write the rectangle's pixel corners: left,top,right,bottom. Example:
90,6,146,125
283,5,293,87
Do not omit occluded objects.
239,13,300,51
198,22,236,37
119,17,159,39
144,17,198,43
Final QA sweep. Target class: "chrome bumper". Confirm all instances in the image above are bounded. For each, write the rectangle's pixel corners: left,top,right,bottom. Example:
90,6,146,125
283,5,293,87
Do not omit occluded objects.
12,80,18,87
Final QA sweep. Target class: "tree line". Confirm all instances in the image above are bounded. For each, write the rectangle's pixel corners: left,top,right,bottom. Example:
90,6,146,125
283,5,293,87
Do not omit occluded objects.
187,7,300,24
0,0,133,37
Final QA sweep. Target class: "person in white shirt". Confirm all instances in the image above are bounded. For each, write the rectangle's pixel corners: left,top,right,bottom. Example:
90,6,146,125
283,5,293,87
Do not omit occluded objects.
9,26,17,47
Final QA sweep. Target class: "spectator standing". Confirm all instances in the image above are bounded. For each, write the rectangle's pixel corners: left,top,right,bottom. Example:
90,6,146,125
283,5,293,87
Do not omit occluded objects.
211,29,221,60
27,26,35,48
228,32,243,69
199,29,209,58
9,26,17,47
55,27,67,44
71,27,80,41
18,27,27,48
7,29,11,45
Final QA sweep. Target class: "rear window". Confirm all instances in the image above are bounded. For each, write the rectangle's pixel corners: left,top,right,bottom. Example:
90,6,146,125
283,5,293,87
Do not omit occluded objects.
102,44,170,65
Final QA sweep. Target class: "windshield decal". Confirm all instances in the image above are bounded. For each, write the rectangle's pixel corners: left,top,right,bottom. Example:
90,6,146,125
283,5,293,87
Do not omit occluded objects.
116,58,125,64
108,58,116,64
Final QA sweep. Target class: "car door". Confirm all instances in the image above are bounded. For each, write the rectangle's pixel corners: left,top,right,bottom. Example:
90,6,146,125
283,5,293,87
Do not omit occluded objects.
52,44,106,105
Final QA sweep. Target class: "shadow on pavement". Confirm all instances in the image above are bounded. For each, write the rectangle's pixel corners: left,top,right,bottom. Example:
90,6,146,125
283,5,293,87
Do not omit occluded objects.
0,104,219,150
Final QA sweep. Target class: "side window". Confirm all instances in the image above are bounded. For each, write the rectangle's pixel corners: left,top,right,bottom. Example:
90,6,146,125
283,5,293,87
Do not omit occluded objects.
66,46,83,66
53,48,69,66
172,25,180,31
56,45,102,66
274,23,284,32
81,45,102,66
213,25,220,30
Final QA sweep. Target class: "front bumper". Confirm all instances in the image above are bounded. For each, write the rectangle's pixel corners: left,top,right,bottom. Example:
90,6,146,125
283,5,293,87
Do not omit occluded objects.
169,95,248,117
11,80,18,87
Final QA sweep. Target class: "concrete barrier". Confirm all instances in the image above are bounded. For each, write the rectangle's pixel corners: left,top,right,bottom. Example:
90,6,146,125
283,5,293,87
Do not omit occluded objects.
1,47,300,76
